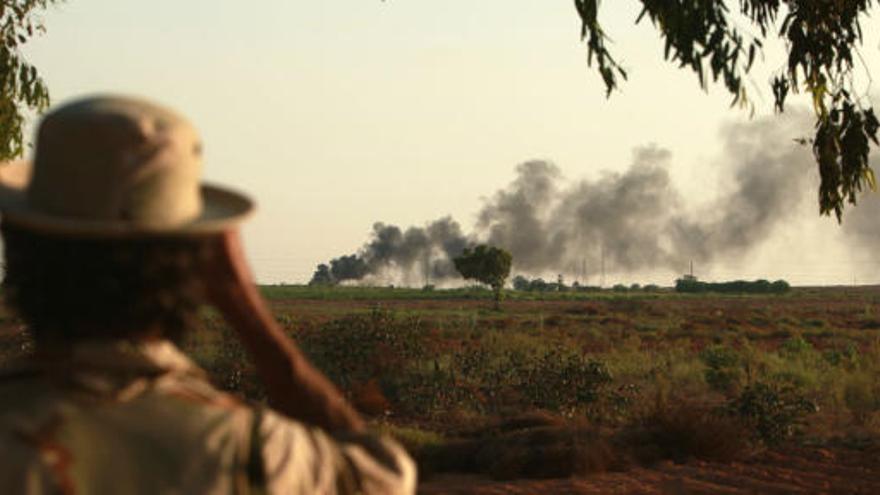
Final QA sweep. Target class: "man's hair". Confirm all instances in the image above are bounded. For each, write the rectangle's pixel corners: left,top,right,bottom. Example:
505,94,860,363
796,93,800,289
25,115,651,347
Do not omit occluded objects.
1,221,215,343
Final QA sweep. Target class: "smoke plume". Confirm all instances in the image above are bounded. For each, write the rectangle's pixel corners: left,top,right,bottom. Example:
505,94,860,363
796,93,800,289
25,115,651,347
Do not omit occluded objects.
312,112,822,285
839,151,880,265
312,217,469,285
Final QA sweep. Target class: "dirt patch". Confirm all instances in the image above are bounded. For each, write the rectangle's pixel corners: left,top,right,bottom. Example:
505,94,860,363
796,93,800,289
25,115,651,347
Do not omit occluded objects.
419,445,880,494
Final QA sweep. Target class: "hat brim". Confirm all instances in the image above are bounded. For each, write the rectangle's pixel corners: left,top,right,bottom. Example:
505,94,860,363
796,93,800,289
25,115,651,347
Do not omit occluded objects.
0,162,254,238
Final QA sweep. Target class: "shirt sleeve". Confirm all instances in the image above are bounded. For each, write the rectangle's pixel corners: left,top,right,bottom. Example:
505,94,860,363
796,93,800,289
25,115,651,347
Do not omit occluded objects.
255,408,417,495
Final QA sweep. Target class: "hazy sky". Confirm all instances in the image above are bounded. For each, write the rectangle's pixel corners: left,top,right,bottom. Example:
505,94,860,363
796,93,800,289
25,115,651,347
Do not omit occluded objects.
22,1,880,285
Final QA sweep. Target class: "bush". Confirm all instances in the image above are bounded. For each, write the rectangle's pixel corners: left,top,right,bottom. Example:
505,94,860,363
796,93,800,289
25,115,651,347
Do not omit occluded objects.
725,382,818,445
620,403,751,464
822,341,860,367
297,307,428,390
517,349,615,413
294,310,626,419
700,345,743,394
413,412,616,479
391,344,622,418
184,314,266,400
843,373,880,425
780,335,814,356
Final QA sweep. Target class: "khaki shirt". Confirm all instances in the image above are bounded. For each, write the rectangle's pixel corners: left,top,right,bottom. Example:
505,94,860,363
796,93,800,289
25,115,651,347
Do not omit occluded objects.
0,340,416,494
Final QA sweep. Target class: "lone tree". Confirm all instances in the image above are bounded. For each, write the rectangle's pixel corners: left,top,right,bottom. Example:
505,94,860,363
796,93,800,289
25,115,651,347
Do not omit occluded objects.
574,0,879,220
453,244,512,310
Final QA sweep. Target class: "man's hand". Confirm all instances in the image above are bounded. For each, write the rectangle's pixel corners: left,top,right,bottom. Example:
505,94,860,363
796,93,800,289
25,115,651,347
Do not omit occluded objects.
201,230,267,324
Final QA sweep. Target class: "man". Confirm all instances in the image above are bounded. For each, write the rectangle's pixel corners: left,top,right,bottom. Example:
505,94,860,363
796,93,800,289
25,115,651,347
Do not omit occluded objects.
0,96,416,494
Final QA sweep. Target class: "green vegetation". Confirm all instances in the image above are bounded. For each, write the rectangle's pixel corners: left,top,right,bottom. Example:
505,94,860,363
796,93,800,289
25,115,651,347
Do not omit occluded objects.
3,286,880,478
260,284,499,301
453,244,512,310
700,344,744,394
726,381,818,445
512,275,602,293
676,276,791,294
186,289,880,448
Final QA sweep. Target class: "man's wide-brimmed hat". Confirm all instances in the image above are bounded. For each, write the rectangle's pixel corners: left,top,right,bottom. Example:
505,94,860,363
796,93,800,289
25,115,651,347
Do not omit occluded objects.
0,95,253,236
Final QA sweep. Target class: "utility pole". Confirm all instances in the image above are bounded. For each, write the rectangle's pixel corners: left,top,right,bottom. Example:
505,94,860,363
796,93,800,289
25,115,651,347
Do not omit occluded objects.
423,252,431,287
600,245,606,288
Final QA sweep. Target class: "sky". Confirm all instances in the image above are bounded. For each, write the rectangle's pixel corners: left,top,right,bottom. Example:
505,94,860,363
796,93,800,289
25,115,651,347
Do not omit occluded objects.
20,0,880,286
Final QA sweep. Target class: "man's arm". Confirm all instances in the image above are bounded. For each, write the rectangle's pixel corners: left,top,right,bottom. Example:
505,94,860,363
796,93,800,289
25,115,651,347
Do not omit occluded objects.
201,230,365,433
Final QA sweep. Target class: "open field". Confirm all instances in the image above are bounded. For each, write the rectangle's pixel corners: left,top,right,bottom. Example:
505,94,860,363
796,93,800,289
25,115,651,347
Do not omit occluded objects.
3,285,880,493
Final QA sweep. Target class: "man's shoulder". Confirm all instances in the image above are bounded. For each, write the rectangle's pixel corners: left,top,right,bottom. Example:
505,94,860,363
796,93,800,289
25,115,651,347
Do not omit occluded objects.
0,368,417,494
0,361,256,438
153,368,254,412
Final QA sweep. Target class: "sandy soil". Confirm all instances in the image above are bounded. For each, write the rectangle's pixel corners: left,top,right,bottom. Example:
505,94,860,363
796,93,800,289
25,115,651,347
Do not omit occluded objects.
419,446,880,494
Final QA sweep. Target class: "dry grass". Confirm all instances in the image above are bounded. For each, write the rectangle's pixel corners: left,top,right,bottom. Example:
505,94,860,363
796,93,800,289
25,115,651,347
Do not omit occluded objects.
5,286,880,482
414,411,616,480
411,404,752,480
615,402,752,465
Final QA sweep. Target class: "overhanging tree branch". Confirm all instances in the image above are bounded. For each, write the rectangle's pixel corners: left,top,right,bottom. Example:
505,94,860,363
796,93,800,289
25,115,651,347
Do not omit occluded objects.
574,0,878,221
0,0,57,161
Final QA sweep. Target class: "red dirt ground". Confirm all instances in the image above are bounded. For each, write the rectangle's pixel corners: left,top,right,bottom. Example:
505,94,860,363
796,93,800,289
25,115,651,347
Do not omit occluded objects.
419,445,880,494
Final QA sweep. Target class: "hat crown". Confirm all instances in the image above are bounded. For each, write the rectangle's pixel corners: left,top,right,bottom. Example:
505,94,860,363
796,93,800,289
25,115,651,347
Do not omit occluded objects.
29,96,204,228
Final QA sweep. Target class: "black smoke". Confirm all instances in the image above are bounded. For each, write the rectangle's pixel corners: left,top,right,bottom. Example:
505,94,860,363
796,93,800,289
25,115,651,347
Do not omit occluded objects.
311,217,469,285
312,112,822,285
839,150,880,265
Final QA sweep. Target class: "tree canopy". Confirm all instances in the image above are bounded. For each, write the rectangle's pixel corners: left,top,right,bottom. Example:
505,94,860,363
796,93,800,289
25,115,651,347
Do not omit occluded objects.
0,1,56,161
575,0,878,220
453,244,512,309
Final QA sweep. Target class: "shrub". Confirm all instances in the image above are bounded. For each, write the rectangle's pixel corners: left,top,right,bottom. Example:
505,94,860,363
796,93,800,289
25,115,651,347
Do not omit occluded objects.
780,335,814,356
297,307,428,390
700,345,743,394
393,344,620,418
726,382,818,445
843,373,880,425
518,349,615,414
476,423,614,480
620,403,751,464
184,314,266,400
823,341,860,368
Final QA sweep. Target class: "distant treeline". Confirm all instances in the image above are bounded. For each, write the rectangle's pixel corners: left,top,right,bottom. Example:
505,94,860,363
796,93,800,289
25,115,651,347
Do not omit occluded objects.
674,276,790,294
511,275,661,293
510,275,791,294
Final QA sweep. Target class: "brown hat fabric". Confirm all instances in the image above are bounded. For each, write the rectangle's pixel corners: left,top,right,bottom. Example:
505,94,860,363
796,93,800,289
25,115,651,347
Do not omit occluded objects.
0,95,253,237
